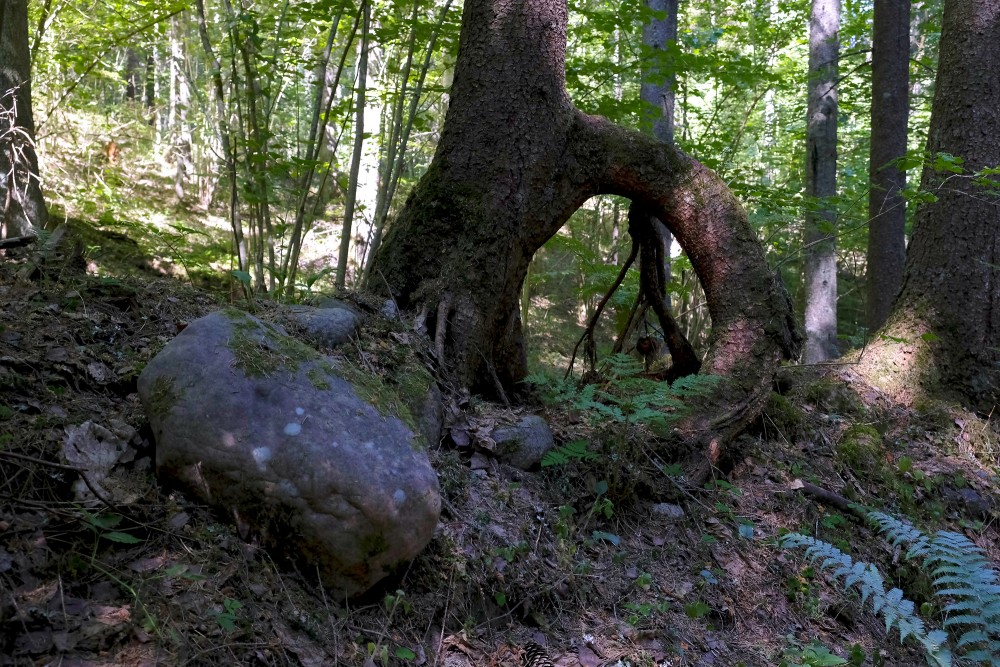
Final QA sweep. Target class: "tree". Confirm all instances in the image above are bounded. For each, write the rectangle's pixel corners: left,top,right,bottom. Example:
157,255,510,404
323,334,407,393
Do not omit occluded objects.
868,0,1000,410
802,0,840,363
639,0,678,146
865,0,910,332
0,0,48,240
371,0,801,475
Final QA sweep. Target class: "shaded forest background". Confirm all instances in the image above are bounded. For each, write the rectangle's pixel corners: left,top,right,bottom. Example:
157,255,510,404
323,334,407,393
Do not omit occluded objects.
7,0,943,364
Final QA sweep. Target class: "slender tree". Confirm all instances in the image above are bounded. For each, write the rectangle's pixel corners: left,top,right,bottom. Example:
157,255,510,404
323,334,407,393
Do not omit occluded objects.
639,0,678,145
335,0,370,289
371,0,801,477
866,0,910,332
867,0,1000,410
0,0,48,240
802,0,840,363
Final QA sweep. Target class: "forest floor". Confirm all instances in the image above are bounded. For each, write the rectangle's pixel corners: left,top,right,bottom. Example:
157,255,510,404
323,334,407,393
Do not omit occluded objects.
2,217,999,667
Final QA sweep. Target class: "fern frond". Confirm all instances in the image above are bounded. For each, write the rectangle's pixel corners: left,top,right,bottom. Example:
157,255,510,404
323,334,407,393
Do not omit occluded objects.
541,439,598,468
863,510,1000,664
780,532,953,666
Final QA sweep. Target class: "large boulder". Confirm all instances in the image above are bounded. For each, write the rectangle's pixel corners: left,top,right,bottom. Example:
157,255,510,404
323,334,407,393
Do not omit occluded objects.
137,309,440,598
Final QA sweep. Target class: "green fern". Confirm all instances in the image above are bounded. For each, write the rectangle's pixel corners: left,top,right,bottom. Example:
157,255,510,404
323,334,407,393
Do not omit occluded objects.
779,533,951,666
525,361,721,433
866,511,1000,664
541,439,599,467
782,508,1000,666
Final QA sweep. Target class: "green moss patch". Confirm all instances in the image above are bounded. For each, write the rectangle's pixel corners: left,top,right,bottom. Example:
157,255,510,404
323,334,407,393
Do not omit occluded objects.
146,376,181,420
225,309,322,379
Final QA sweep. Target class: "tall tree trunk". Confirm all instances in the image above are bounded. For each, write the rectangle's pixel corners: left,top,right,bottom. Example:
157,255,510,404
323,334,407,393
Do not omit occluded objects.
0,0,48,239
169,16,192,202
867,0,1000,410
145,51,157,128
802,0,840,363
195,0,247,277
640,0,678,146
866,0,909,332
335,0,370,289
638,0,681,364
371,0,801,476
124,47,143,102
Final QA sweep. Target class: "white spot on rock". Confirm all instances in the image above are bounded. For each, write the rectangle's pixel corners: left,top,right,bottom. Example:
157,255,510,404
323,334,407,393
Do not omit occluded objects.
393,489,406,506
295,407,305,416
284,422,302,436
252,447,272,471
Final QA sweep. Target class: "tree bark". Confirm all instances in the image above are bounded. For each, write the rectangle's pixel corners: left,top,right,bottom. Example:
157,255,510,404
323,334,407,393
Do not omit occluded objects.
0,0,48,239
802,0,840,363
865,0,909,332
335,0,370,289
871,0,1000,410
640,0,678,146
371,0,801,475
125,47,143,102
638,0,680,353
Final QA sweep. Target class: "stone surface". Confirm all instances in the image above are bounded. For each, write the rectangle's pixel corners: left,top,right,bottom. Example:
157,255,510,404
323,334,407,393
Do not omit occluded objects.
137,309,440,598
286,304,360,348
650,503,685,519
493,415,554,470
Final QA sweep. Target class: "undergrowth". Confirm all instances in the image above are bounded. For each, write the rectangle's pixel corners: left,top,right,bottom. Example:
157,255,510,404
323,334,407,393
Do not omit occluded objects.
527,354,719,450
780,508,1000,666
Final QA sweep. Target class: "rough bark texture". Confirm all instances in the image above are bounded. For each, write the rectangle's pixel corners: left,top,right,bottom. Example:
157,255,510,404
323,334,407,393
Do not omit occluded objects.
866,0,909,332
640,0,678,145
0,0,48,239
885,0,1000,409
371,0,801,475
639,0,679,322
802,0,840,363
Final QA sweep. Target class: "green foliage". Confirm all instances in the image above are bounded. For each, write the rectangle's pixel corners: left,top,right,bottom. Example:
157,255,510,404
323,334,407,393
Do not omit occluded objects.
782,507,1000,666
780,638,849,666
866,511,1000,664
684,600,712,619
214,597,243,632
81,511,142,545
779,532,951,666
526,357,721,435
542,439,599,468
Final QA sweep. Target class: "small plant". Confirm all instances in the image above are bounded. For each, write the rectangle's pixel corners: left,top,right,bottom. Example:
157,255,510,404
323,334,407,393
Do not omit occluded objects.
542,438,598,467
780,638,848,666
780,506,1000,665
866,511,1000,664
624,597,670,627
780,532,950,665
525,360,721,435
80,511,142,547
215,597,243,632
383,589,413,615
684,600,711,619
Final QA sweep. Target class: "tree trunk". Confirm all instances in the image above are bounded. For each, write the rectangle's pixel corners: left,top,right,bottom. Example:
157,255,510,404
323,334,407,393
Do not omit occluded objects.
0,0,48,239
802,0,840,363
640,0,678,146
169,17,192,202
865,0,909,332
371,0,801,474
868,0,1000,410
335,0,370,289
638,0,680,348
124,47,143,102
